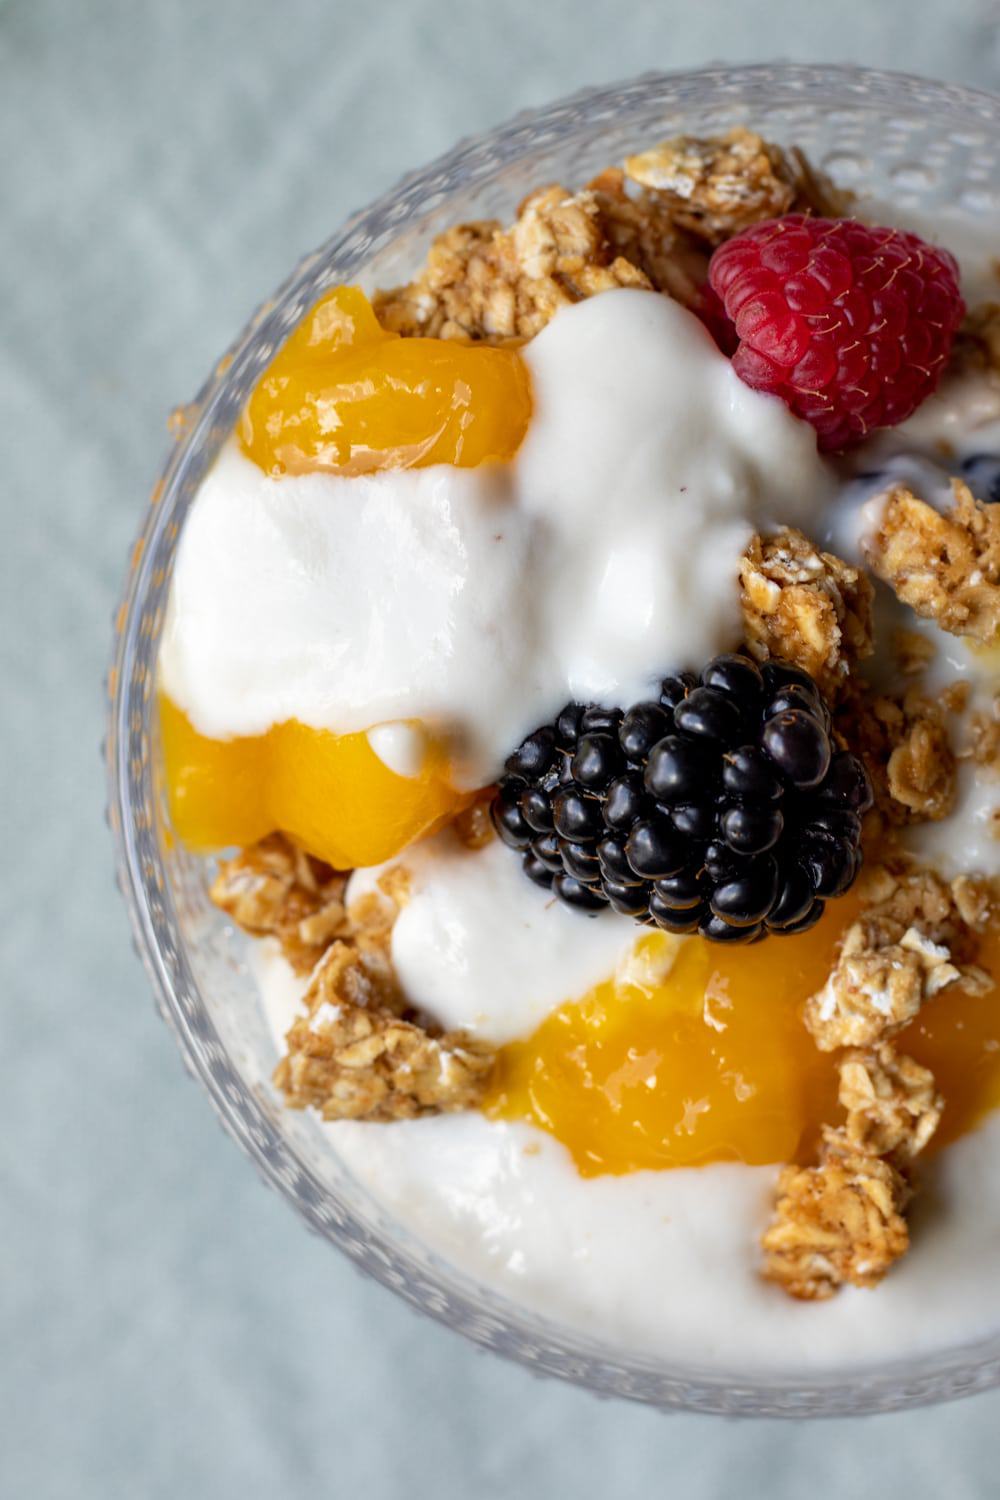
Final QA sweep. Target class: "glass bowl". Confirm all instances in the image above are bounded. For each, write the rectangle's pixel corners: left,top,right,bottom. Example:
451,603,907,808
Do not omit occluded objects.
107,64,1000,1416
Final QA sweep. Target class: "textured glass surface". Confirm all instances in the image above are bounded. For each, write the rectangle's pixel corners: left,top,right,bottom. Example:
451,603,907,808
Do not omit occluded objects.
107,65,1000,1416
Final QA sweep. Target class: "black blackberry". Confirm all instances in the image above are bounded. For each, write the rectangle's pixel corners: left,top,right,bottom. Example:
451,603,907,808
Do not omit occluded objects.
491,652,872,941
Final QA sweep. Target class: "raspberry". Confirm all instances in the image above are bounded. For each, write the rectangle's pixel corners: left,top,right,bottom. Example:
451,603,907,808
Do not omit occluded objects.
708,215,965,451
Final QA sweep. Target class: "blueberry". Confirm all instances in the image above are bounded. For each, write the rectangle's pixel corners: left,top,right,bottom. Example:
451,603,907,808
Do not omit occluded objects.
625,816,687,878
720,802,784,855
560,839,601,882
556,702,585,748
604,879,651,917
762,709,832,789
571,732,622,788
519,785,554,832
710,855,779,926
670,801,718,839
645,735,713,802
961,452,1000,505
523,851,555,888
492,782,532,848
603,773,648,831
653,868,706,910
530,831,563,872
619,702,672,761
700,653,763,701
659,671,697,711
673,686,743,743
551,788,605,843
553,872,608,912
505,727,556,779
721,746,784,801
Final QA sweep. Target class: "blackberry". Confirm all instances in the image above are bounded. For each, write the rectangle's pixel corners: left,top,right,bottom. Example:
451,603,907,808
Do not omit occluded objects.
491,653,872,941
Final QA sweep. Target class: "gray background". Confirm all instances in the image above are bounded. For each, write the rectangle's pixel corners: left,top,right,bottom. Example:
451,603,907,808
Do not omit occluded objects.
6,1,1000,1496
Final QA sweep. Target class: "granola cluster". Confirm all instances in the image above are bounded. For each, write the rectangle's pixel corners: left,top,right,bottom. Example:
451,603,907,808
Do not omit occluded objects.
373,128,841,344
211,833,350,974
739,527,874,699
373,180,709,343
761,1126,911,1299
953,300,1000,375
838,684,958,826
863,480,1000,645
803,866,988,1054
838,1044,942,1161
623,127,849,244
213,835,494,1120
762,865,992,1300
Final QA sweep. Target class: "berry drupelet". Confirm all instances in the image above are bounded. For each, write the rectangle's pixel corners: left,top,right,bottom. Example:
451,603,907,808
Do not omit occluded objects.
491,653,872,944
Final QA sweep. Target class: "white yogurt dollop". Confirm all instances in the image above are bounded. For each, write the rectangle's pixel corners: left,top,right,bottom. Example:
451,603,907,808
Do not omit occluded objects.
346,831,640,1044
161,289,832,785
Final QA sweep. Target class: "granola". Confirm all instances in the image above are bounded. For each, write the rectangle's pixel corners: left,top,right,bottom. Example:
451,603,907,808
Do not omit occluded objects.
373,180,708,343
803,865,990,1052
952,300,1000,375
210,833,349,974
838,683,957,825
274,871,494,1121
623,127,849,245
838,1044,943,1162
761,1127,911,1300
967,693,1000,771
374,129,839,344
863,480,1000,644
739,527,873,698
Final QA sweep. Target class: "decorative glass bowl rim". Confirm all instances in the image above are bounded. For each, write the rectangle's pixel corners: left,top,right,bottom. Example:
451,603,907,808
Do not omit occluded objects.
107,63,1000,1417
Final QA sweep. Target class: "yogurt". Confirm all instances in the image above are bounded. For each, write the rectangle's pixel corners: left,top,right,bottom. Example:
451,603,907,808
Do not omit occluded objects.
160,290,832,785
256,944,1000,1371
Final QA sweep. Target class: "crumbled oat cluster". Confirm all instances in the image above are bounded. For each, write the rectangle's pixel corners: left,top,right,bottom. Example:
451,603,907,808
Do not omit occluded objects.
212,837,495,1120
275,921,494,1122
838,683,957,825
761,1126,912,1300
623,127,849,245
373,179,709,343
211,833,349,974
373,128,840,344
739,527,874,698
802,867,989,1053
967,693,1000,772
803,919,962,1053
953,300,1000,374
838,1044,943,1162
764,863,994,1299
863,480,1000,645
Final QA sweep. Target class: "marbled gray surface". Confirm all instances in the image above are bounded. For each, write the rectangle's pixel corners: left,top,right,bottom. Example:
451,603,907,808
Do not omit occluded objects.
6,2,1000,1495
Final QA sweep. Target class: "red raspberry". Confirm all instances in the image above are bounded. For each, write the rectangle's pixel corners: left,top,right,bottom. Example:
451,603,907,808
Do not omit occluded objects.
708,215,964,451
